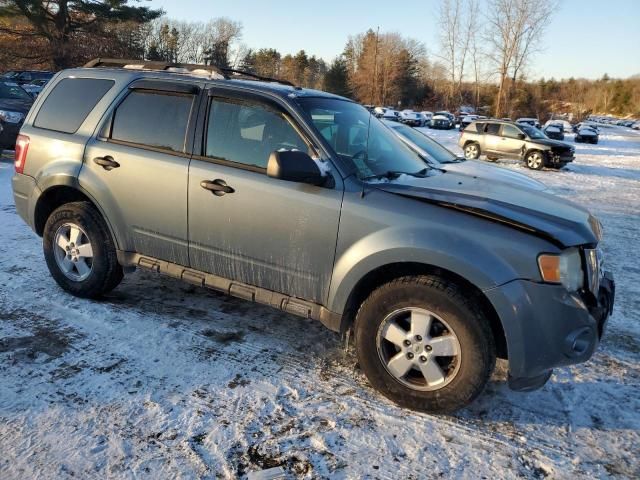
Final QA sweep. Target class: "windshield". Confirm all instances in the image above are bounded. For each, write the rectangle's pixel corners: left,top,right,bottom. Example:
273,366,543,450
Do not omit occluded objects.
297,98,429,179
390,124,458,163
521,124,546,139
0,82,32,100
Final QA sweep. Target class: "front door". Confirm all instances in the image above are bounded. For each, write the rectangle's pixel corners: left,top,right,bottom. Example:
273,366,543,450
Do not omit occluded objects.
188,91,343,303
499,123,527,157
80,83,198,265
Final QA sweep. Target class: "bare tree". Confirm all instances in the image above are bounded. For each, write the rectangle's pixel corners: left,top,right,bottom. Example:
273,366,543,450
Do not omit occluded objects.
485,0,556,117
437,0,476,108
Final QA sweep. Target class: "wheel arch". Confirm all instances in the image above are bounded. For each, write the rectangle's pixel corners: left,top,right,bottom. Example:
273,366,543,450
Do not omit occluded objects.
34,183,120,250
339,262,508,360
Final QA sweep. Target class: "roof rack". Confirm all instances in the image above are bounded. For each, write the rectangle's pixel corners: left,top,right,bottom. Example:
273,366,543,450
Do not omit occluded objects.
83,58,295,87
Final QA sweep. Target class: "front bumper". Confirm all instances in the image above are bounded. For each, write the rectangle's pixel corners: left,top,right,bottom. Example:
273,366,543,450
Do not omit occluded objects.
547,150,574,165
485,272,615,391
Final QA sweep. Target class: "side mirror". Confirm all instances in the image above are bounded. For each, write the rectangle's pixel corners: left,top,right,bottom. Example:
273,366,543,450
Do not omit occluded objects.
267,150,326,186
518,133,526,140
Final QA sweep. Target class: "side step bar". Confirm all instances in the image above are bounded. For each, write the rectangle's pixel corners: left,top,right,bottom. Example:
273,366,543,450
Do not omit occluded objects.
117,251,342,332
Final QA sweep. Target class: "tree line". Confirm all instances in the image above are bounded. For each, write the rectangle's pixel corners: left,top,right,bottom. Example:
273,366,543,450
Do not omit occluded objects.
1,0,638,117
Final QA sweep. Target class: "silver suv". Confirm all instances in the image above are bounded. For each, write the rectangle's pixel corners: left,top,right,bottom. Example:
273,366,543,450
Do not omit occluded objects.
12,59,614,413
459,120,575,170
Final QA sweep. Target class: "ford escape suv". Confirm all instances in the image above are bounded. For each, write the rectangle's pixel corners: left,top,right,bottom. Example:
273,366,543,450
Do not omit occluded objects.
459,119,575,170
12,59,615,413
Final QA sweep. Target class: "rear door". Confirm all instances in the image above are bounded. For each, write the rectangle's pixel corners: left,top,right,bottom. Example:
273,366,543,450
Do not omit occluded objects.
187,88,343,303
482,122,502,155
81,80,199,265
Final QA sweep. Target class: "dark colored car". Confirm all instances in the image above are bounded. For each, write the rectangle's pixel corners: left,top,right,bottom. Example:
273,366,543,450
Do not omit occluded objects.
1,70,54,86
543,122,565,141
0,81,34,149
574,125,599,144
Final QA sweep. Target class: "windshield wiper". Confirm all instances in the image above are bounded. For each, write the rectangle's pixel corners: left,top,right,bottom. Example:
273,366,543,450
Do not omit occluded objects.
360,168,430,182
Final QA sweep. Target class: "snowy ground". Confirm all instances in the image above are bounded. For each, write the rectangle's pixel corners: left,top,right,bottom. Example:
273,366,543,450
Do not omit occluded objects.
0,126,639,479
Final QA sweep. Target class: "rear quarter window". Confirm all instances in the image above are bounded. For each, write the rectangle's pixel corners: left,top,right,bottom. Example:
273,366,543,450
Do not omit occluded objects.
34,78,114,134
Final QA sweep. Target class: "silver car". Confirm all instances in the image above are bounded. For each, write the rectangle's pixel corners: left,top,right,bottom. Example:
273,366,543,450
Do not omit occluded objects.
459,120,575,170
12,59,614,413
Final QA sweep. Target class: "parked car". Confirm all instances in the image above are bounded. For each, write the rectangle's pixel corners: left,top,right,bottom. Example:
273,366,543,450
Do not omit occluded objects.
418,111,433,126
399,109,422,127
430,114,454,130
632,122,640,130
434,111,456,128
458,115,477,131
12,59,614,414
0,81,34,150
1,70,54,86
384,120,547,191
543,122,565,141
459,120,575,169
21,78,50,97
544,119,573,133
574,125,599,144
373,106,386,118
382,109,400,122
516,118,541,129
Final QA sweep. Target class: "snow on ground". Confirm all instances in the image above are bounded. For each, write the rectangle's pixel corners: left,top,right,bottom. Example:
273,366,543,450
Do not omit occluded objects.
0,126,639,479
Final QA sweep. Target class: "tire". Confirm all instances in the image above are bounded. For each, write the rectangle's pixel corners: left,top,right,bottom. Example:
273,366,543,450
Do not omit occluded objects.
43,201,123,298
463,142,481,160
525,150,545,170
486,156,498,162
354,275,496,414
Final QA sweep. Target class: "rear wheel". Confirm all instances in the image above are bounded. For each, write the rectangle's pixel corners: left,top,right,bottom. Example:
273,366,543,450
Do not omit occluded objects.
525,150,545,170
464,142,480,160
43,201,123,298
354,275,495,413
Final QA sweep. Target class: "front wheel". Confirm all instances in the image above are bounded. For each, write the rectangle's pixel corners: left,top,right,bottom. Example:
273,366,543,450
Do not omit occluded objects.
525,151,545,170
354,275,496,413
464,142,481,159
43,201,123,298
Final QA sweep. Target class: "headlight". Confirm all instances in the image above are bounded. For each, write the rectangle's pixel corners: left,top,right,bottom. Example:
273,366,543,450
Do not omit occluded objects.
538,248,584,291
0,110,25,124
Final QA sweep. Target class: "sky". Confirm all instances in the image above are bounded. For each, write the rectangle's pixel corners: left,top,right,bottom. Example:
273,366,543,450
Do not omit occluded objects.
154,0,640,80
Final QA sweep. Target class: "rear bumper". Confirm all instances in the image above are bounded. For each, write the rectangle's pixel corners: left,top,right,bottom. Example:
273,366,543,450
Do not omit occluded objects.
12,172,39,230
485,272,615,391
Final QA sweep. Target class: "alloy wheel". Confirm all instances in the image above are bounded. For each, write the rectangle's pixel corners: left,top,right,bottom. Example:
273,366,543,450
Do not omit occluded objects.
527,152,543,169
464,144,478,159
53,223,94,281
376,307,462,391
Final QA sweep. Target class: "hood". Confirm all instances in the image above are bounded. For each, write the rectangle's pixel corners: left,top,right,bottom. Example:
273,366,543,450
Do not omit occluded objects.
374,171,598,247
530,137,574,150
0,98,33,114
442,160,548,192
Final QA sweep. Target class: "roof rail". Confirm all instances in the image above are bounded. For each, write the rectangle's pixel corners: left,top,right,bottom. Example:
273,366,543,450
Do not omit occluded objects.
83,58,226,79
83,58,295,87
220,68,295,87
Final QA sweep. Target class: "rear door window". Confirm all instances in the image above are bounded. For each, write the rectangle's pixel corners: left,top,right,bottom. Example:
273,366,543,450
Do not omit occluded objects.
109,90,194,153
34,78,114,133
485,123,501,135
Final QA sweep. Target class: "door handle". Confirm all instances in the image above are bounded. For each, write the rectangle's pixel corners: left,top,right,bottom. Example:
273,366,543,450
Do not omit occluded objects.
93,156,120,171
200,179,235,196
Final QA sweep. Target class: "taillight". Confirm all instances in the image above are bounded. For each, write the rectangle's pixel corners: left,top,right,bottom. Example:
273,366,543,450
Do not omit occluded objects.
14,134,29,174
